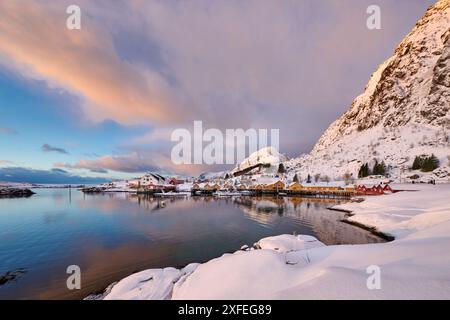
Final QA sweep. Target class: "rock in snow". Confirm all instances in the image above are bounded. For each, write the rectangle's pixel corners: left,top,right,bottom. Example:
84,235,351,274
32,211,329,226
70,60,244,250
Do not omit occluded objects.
102,264,200,300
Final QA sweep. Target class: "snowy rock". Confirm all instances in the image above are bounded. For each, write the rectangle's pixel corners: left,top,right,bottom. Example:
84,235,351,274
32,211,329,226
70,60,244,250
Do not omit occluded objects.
257,235,325,253
103,268,182,300
232,146,288,175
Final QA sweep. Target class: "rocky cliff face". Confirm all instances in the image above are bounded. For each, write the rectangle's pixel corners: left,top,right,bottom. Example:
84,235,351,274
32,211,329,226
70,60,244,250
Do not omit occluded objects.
287,0,450,182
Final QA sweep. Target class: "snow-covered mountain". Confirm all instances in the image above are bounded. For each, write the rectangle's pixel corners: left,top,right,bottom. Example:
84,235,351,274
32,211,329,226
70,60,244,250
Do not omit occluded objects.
231,146,288,176
286,0,450,182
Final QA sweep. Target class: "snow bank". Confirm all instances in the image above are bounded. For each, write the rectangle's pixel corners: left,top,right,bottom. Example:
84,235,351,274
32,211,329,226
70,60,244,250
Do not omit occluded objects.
103,264,199,300
334,184,450,239
258,235,325,252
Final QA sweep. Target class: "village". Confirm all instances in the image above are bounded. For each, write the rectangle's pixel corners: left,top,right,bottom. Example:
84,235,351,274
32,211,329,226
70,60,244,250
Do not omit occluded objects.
81,170,396,198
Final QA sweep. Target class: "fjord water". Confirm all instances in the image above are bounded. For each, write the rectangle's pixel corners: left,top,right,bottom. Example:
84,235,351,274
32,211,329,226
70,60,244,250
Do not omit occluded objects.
0,189,383,299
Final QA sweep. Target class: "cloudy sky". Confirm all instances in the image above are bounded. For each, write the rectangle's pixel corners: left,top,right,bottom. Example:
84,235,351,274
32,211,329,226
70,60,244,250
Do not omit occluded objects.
0,0,435,182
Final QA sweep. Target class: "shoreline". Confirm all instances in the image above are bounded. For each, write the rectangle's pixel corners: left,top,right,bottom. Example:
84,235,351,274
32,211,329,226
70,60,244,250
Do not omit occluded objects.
90,183,450,300
328,206,396,241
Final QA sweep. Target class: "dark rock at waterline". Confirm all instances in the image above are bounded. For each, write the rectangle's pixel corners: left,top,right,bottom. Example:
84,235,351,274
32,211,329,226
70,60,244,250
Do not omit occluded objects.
0,268,27,286
0,188,35,198
80,187,108,193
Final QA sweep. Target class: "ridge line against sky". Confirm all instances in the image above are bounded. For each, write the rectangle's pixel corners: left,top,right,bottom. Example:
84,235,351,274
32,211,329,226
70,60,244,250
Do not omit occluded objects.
0,0,436,182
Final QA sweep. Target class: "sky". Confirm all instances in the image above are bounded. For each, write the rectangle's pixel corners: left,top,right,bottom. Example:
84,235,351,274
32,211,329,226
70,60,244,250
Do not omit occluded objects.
0,0,436,183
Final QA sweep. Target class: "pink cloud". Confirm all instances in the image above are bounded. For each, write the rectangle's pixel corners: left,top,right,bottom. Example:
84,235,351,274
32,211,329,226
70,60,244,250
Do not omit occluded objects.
0,1,176,125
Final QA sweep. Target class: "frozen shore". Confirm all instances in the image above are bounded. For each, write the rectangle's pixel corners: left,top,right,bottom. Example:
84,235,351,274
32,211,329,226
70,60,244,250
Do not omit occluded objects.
93,184,450,300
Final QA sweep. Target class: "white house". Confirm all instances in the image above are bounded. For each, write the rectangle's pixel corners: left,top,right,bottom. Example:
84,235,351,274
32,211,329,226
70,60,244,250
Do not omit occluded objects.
139,173,167,187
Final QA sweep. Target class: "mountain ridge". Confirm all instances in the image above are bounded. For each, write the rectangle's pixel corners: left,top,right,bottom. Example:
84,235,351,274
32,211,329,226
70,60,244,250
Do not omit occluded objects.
284,0,450,182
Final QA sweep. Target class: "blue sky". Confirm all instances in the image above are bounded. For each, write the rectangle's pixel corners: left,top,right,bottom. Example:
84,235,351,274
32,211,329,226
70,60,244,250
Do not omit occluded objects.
0,68,152,182
0,0,436,183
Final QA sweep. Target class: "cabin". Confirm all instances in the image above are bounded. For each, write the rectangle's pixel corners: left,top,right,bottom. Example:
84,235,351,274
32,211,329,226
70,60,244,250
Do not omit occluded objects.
221,182,234,191
204,183,220,192
237,184,248,191
192,183,207,191
168,178,185,185
355,184,390,196
344,186,356,193
139,173,166,187
127,179,140,189
263,181,286,192
287,182,303,193
249,184,264,192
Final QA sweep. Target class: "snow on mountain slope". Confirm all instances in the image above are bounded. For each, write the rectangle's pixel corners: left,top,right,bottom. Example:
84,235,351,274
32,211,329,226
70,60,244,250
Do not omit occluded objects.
231,146,288,175
287,0,450,181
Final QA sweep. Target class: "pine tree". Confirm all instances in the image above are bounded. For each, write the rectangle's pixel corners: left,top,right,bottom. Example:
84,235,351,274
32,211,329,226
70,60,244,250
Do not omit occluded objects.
376,161,387,176
358,163,370,178
372,160,379,175
412,156,424,170
314,173,321,183
306,174,312,183
278,163,286,174
293,174,299,183
422,154,440,172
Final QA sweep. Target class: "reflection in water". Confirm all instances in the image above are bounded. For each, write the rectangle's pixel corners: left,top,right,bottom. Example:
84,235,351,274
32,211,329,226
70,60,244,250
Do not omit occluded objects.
0,190,382,300
234,196,382,245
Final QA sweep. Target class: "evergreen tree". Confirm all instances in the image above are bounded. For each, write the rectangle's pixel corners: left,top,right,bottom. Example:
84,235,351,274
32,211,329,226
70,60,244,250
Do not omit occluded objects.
422,154,440,172
412,154,439,172
372,160,379,175
376,161,387,176
293,174,299,183
358,165,364,178
412,156,424,170
314,173,321,183
278,163,286,174
306,174,312,183
371,160,387,176
358,163,370,178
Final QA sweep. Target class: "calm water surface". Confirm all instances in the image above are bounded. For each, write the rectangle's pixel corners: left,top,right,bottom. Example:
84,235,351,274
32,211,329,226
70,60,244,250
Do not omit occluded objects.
0,189,383,299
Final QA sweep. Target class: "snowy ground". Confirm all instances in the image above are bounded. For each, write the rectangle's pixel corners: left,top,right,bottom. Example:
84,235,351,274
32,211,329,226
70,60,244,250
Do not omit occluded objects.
95,184,450,300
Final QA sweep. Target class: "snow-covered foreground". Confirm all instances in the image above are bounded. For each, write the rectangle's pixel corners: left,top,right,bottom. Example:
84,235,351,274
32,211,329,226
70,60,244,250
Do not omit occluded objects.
97,184,450,300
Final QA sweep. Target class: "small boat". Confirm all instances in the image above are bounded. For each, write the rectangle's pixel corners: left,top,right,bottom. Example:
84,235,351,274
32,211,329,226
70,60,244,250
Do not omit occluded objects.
154,191,190,197
213,191,242,197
